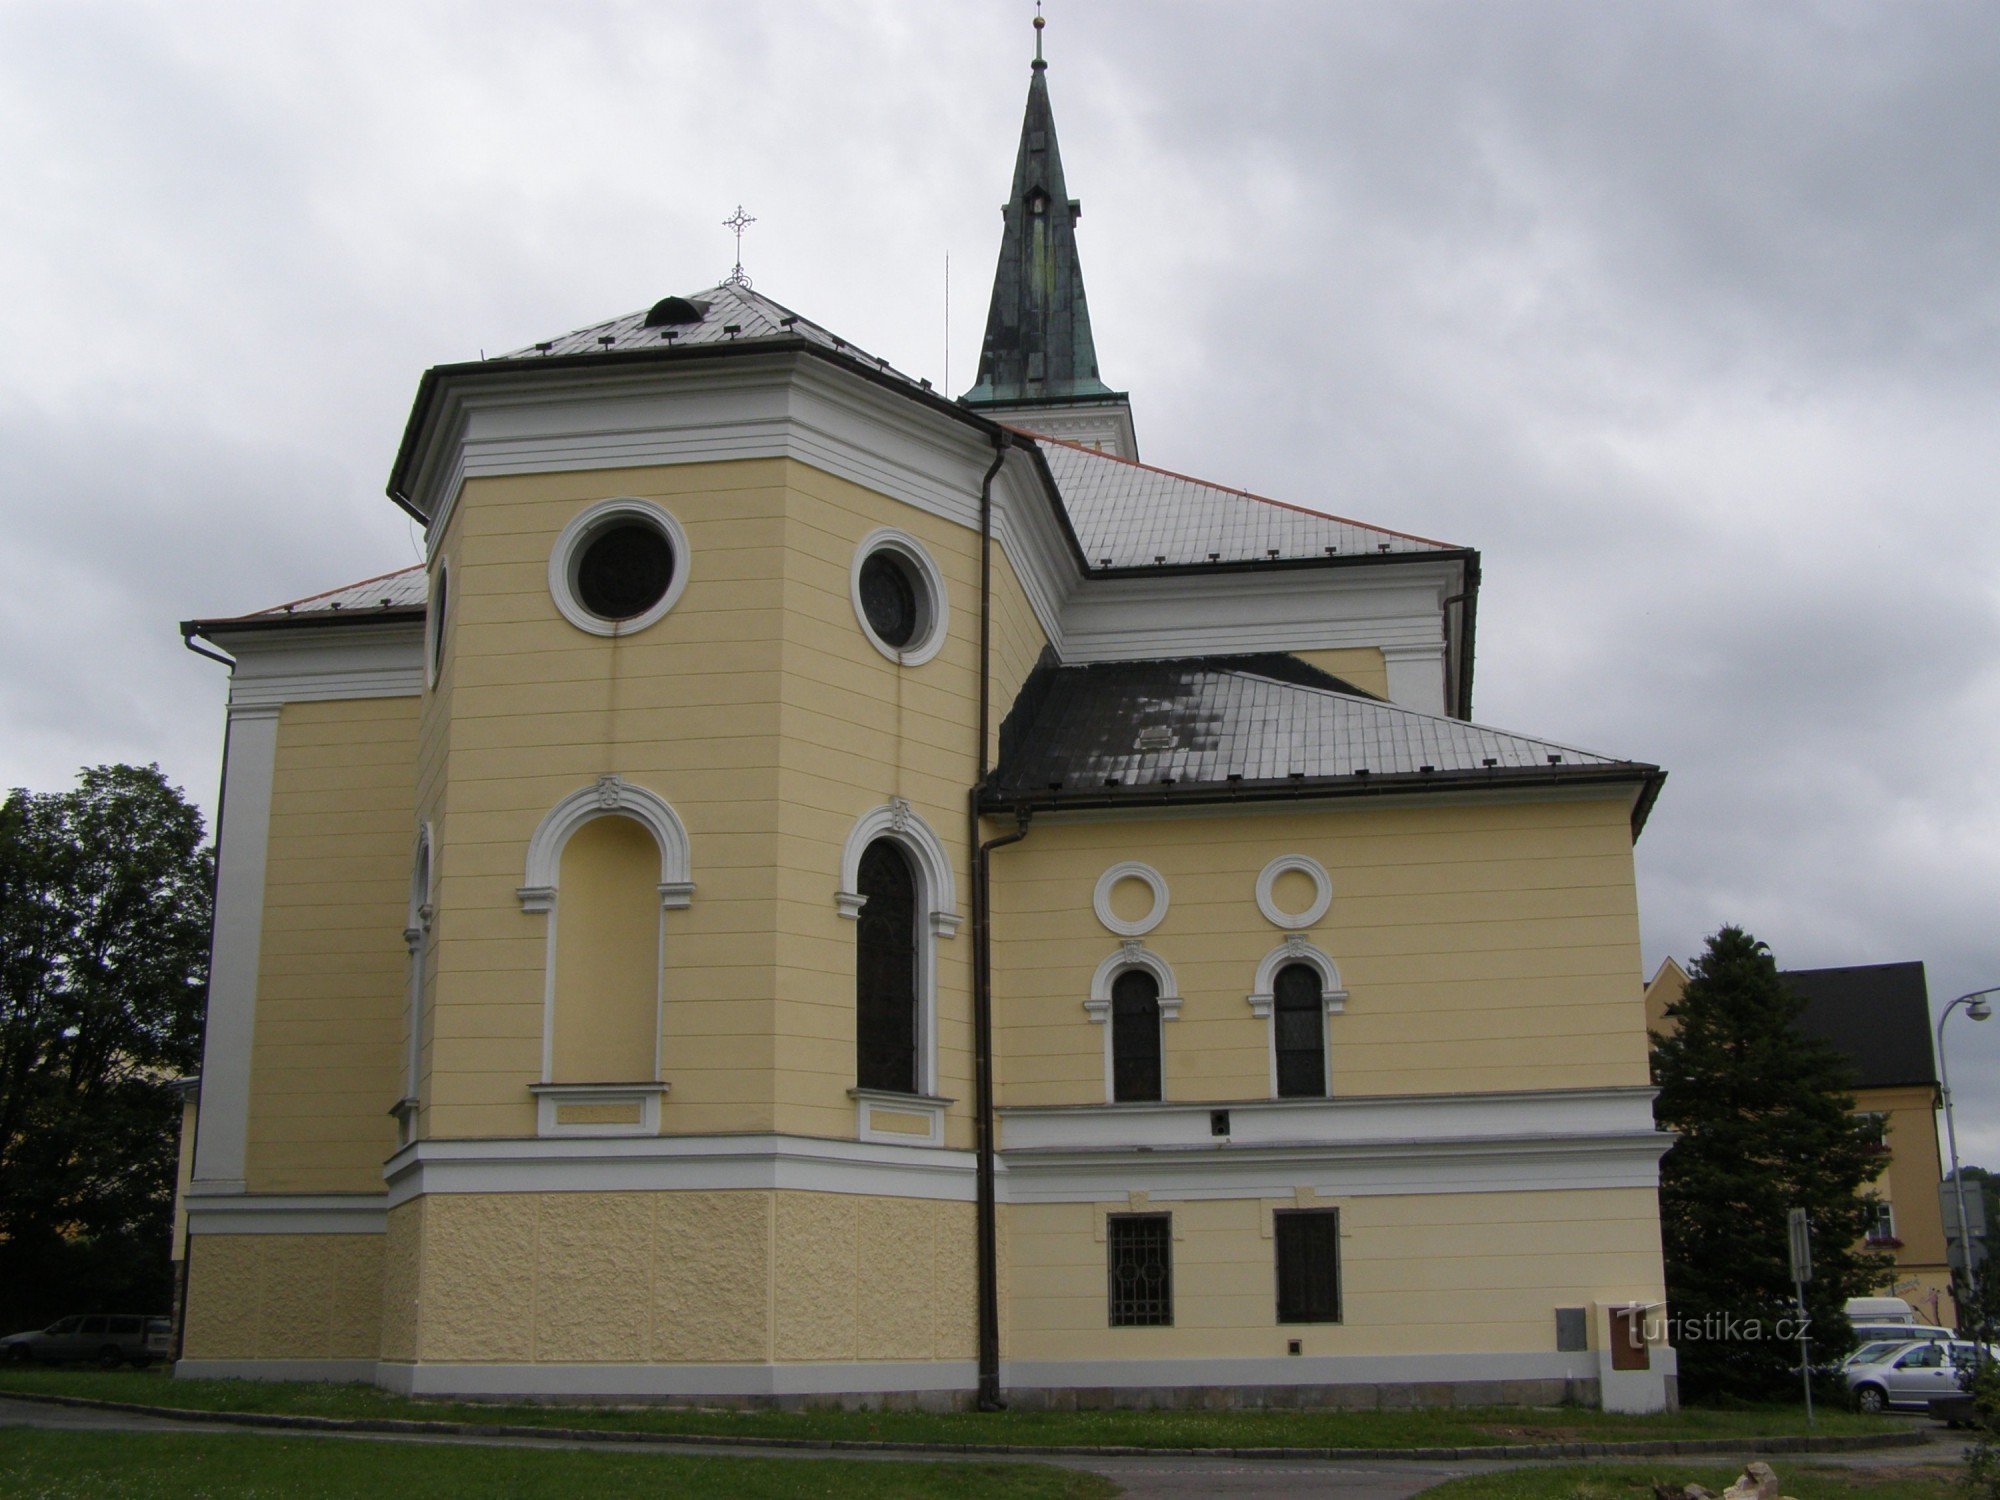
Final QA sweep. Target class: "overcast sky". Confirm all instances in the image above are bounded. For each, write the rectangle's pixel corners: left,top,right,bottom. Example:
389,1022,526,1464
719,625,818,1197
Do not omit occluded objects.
4,1,1997,1175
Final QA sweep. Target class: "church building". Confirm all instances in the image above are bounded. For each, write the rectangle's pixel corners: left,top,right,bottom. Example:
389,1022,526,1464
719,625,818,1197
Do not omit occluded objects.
177,25,1677,1412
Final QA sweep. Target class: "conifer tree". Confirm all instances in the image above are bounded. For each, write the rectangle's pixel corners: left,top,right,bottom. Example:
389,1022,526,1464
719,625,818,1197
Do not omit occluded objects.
1651,926,1891,1402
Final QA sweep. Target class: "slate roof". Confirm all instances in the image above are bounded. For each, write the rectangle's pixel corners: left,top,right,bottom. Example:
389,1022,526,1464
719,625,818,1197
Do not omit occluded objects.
1032,437,1459,570
498,281,930,388
986,654,1661,829
1783,962,1937,1091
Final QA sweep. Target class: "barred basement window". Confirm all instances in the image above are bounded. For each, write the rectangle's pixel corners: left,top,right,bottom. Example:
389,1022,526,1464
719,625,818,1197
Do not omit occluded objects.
1111,968,1163,1102
1107,1213,1173,1327
1273,961,1326,1098
1275,1209,1341,1323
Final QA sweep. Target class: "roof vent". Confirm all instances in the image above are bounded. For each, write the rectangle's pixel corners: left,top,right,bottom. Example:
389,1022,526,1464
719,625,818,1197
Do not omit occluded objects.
1135,727,1176,752
643,296,707,328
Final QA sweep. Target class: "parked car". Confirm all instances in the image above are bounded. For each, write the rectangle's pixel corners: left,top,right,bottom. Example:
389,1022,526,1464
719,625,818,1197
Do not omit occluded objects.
1850,1320,1953,1348
1846,1339,1995,1413
0,1314,171,1369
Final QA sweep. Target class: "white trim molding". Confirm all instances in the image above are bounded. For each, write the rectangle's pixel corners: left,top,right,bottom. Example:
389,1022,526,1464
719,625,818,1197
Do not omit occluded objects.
1086,942,1183,1023
850,1088,954,1148
529,1081,668,1138
996,1086,1671,1201
183,1191,388,1236
849,527,950,667
1254,854,1332,930
382,1133,978,1206
1092,861,1169,938
547,497,692,637
834,799,960,936
189,703,282,1195
519,775,694,910
1246,936,1347,1020
379,1358,980,1400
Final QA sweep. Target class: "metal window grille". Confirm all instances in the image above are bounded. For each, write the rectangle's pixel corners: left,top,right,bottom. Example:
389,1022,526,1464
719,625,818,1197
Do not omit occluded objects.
855,840,918,1093
1273,962,1325,1098
1274,1209,1341,1324
1110,969,1162,1102
1107,1213,1173,1326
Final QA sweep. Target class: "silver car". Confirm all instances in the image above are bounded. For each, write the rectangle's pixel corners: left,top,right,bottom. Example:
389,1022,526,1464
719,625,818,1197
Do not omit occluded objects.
0,1314,171,1368
1845,1339,1991,1413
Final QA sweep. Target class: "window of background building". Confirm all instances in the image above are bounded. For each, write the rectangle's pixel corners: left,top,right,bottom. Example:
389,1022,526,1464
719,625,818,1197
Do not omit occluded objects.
1274,1208,1341,1323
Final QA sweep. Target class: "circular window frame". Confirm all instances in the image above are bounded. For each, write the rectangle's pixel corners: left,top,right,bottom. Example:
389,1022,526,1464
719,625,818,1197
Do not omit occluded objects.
1256,854,1332,930
1093,861,1170,938
849,528,948,666
425,558,450,689
548,498,690,637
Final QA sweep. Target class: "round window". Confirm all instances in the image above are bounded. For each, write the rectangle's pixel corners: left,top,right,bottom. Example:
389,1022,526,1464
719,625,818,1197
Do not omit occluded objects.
859,550,920,648
576,521,674,621
849,529,948,665
548,499,691,637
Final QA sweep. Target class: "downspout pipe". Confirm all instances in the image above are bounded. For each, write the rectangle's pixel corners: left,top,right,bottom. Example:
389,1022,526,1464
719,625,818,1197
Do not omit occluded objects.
969,429,1011,1410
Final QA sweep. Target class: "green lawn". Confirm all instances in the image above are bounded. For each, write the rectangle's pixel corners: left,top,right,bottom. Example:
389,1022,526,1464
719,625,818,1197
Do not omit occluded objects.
0,1368,1910,1451
0,1428,1114,1499
1412,1458,1962,1499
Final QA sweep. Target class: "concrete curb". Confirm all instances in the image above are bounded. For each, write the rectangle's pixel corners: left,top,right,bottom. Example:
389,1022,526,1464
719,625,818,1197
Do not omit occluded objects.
0,1389,1935,1463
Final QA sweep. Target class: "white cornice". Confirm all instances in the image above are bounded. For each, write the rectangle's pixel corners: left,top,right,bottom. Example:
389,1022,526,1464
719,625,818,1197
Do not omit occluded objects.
381,1133,979,1207
996,1086,1669,1200
185,1191,387,1235
208,623,424,707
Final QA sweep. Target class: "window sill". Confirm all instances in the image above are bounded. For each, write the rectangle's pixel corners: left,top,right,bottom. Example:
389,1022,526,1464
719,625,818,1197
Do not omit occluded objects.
529,1081,667,1138
849,1088,954,1148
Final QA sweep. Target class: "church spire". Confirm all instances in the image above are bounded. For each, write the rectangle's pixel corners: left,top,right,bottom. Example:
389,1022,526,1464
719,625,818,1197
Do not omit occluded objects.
960,13,1124,426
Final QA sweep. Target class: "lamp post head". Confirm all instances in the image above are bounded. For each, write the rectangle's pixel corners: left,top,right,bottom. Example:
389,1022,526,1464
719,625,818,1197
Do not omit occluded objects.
1971,997,1993,1022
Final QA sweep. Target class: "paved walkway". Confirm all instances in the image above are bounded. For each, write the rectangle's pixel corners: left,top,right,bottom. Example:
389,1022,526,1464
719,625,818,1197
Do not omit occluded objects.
0,1396,1972,1500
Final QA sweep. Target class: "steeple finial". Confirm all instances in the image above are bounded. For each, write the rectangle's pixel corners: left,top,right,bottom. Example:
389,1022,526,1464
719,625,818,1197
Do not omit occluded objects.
1033,4,1045,69
722,205,756,290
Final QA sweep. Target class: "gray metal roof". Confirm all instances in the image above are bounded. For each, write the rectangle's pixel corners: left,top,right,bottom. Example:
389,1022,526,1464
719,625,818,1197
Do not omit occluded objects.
499,281,931,389
1031,437,1461,570
197,565,427,626
987,655,1656,820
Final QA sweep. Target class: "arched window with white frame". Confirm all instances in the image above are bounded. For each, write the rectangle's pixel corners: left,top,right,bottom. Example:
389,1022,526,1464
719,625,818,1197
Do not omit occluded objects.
836,800,959,1104
517,777,691,1135
1085,944,1183,1104
1247,939,1347,1099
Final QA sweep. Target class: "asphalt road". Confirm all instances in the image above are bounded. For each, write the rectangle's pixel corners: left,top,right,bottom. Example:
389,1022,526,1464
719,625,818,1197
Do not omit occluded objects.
0,1396,1972,1500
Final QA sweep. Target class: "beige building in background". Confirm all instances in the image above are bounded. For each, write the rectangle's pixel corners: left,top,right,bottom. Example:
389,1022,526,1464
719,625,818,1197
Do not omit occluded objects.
1644,957,1952,1323
174,33,1678,1412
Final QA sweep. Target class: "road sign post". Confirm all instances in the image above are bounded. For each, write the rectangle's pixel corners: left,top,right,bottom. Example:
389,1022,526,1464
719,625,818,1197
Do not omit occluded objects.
1788,1207,1814,1425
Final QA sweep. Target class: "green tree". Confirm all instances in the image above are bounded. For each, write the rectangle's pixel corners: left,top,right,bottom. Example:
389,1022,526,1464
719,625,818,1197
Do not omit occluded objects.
0,765,211,1331
1651,925,1892,1402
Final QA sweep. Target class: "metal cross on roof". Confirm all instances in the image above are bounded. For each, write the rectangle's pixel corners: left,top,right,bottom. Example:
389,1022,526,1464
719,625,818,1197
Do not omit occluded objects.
723,205,756,289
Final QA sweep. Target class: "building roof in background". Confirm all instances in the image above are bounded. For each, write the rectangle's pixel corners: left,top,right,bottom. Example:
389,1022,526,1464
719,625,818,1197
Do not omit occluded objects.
1783,962,1937,1091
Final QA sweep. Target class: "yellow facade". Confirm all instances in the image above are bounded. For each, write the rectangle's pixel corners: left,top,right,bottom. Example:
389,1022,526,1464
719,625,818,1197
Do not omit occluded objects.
995,796,1649,1105
1006,1188,1664,1363
245,696,417,1194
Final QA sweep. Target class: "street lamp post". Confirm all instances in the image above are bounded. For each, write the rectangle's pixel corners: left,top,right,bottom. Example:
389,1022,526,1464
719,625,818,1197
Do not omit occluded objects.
1938,987,1996,1339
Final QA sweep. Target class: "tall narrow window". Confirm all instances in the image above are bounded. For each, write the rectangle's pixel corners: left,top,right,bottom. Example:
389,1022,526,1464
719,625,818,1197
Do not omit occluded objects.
1275,1209,1341,1323
1274,962,1326,1097
856,839,918,1093
1107,1214,1173,1327
1111,968,1162,1103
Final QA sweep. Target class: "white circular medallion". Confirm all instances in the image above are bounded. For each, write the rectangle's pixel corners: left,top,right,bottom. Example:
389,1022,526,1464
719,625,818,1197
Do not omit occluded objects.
1093,861,1169,937
1256,854,1332,930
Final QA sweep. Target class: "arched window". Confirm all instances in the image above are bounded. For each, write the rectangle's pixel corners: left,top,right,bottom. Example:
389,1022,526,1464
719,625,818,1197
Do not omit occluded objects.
1248,939,1347,1099
855,839,919,1094
1111,968,1163,1103
1273,962,1325,1098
